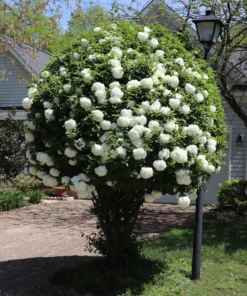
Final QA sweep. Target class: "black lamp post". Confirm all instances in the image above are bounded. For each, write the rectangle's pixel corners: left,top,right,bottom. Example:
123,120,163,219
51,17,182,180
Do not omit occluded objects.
191,10,224,281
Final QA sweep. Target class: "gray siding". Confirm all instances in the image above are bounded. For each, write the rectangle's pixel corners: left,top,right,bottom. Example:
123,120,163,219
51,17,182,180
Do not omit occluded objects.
0,53,30,107
225,100,247,180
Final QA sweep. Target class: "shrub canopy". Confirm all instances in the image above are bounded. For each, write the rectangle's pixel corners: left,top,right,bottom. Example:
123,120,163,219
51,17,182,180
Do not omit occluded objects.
23,22,227,207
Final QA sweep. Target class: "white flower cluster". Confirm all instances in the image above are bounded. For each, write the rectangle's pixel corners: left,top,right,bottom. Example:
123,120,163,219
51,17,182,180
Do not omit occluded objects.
144,190,163,203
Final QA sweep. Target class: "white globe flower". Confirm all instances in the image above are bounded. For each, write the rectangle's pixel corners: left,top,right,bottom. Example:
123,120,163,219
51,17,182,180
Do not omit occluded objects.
25,121,36,131
111,87,124,99
109,97,122,104
128,129,141,141
153,160,167,171
109,82,120,90
178,196,191,209
204,74,209,80
75,138,86,150
160,133,171,144
43,101,53,109
28,87,37,98
160,107,171,115
37,170,46,179
133,148,147,160
45,109,54,120
158,149,170,160
179,105,190,115
95,165,108,177
80,97,92,109
65,119,77,130
199,136,207,144
92,110,104,122
127,80,140,89
144,193,155,203
175,57,184,66
208,139,217,146
141,101,150,111
186,145,198,155
100,120,111,130
115,146,127,157
138,32,149,42
140,78,153,89
169,76,179,88
81,38,89,47
210,106,217,113
193,93,204,103
150,100,161,111
41,71,50,79
91,144,104,156
112,66,124,79
186,124,201,137
170,147,188,163
110,47,123,59
148,120,160,129
163,89,171,96
73,52,80,60
205,164,215,173
202,90,209,97
140,167,153,179
91,82,105,92
169,98,180,109
155,50,165,58
117,116,130,127
88,54,98,60
207,145,217,154
176,175,191,185
50,168,60,177
185,83,196,94
64,148,77,158
152,191,163,199
144,26,152,33
69,159,77,166
29,166,37,176
25,132,34,142
22,97,33,109
63,84,71,93
148,38,159,48
110,59,121,67
61,176,71,184
94,27,102,32
164,120,176,133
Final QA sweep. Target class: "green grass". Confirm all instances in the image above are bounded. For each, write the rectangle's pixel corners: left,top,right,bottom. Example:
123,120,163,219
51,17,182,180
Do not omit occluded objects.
51,211,247,295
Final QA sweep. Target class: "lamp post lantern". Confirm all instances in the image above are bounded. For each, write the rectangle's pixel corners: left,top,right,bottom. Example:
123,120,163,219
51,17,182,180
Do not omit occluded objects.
191,10,224,281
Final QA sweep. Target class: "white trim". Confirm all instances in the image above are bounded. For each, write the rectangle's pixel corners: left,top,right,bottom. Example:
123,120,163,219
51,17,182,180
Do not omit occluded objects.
228,124,232,180
0,110,27,120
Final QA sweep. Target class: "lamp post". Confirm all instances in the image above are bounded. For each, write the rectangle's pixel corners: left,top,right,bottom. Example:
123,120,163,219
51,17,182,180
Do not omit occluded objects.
191,10,224,281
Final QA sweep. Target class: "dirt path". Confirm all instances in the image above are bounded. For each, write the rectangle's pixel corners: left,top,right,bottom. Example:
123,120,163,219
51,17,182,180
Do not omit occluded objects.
0,200,209,296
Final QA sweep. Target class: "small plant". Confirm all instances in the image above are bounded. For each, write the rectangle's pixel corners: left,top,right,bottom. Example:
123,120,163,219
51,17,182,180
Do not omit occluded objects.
217,180,247,214
0,190,28,212
11,173,42,191
0,174,12,191
25,190,45,204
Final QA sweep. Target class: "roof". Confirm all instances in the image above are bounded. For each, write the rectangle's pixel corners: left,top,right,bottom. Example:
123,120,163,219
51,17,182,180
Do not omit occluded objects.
0,34,51,76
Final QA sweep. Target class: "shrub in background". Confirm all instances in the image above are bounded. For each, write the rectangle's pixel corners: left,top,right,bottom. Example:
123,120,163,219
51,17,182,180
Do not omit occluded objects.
25,190,45,204
23,22,226,260
0,109,27,178
0,190,28,211
11,173,42,191
217,180,247,214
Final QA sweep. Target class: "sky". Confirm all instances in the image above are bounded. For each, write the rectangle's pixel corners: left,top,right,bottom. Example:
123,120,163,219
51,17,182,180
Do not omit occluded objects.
58,0,151,29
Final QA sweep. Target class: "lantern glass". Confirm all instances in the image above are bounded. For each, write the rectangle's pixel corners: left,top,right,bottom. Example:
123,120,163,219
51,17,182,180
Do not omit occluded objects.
196,21,221,44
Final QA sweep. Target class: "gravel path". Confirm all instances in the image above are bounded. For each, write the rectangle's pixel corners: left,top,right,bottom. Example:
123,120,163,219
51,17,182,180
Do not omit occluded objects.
0,200,208,295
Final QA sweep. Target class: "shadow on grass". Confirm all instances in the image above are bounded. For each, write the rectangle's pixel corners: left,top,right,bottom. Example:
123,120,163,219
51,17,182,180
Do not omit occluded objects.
145,211,247,256
51,256,164,296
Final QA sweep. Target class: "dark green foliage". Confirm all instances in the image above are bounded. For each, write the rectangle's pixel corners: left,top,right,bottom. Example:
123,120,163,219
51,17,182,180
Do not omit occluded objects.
25,190,45,204
11,173,42,191
217,180,247,214
0,109,26,178
0,189,44,212
0,190,28,211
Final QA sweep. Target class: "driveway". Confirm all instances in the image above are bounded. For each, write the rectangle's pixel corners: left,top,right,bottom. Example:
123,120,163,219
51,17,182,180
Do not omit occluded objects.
0,200,203,295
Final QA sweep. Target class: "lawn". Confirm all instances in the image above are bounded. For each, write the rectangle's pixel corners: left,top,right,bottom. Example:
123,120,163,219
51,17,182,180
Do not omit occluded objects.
52,211,247,295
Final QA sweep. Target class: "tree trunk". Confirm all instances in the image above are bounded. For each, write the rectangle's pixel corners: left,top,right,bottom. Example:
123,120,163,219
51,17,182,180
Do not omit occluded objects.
91,187,144,262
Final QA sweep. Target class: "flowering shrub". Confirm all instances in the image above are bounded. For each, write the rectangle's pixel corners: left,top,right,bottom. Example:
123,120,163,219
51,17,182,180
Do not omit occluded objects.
22,22,226,258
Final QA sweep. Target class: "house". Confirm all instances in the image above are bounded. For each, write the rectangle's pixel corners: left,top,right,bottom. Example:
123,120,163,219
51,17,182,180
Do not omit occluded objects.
0,35,50,120
142,0,247,204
